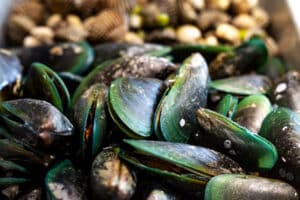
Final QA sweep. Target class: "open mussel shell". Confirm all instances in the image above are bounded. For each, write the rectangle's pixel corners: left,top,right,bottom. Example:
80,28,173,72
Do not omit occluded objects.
120,140,244,192
24,63,71,113
0,99,74,153
72,55,176,105
73,83,107,163
209,38,268,79
205,174,299,200
210,74,272,95
0,49,23,101
45,160,87,200
232,94,272,133
215,94,238,118
154,53,210,142
16,41,94,75
92,42,170,67
108,77,164,138
90,147,136,200
58,72,83,96
196,108,278,171
271,71,300,114
260,107,300,183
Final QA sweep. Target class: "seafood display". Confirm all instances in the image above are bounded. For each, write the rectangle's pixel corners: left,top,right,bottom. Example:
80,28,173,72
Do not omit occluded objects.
0,0,299,199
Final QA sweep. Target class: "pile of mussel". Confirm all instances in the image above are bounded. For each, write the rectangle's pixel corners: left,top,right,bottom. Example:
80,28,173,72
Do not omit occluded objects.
0,38,300,200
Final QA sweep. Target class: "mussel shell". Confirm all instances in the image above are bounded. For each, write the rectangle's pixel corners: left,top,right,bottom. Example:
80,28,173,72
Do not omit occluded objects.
232,94,272,133
108,77,164,138
90,147,136,200
24,63,71,112
257,56,286,81
58,72,83,96
0,99,74,153
215,94,238,118
155,53,210,142
92,42,170,67
45,160,87,200
123,139,244,177
196,108,278,170
260,107,300,183
0,49,23,101
73,83,107,162
271,71,300,114
16,42,94,75
210,74,272,95
209,38,268,79
205,174,299,200
72,55,176,105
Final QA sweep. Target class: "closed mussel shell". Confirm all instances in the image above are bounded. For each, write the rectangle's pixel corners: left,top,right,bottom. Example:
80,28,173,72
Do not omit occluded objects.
120,140,243,180
233,94,272,133
45,160,87,200
155,53,210,142
205,174,299,200
196,108,278,170
16,41,94,75
272,71,300,114
24,63,71,112
73,83,107,163
108,77,164,138
215,94,238,118
90,147,136,200
0,49,23,101
210,74,272,96
209,38,268,79
0,99,74,153
72,55,176,105
260,107,300,183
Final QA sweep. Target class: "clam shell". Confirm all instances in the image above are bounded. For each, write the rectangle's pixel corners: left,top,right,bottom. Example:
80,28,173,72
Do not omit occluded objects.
84,9,128,43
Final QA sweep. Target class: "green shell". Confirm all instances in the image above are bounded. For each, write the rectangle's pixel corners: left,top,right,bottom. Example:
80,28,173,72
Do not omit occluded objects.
215,94,238,118
196,108,278,170
123,139,244,178
210,74,272,95
205,174,298,200
233,94,272,133
155,53,210,142
260,107,300,183
73,83,107,162
45,160,87,200
17,41,94,75
209,38,268,79
108,78,164,138
24,62,71,112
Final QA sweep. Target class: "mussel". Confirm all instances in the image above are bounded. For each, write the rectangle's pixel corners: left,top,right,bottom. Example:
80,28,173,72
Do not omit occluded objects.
120,140,244,193
205,174,298,200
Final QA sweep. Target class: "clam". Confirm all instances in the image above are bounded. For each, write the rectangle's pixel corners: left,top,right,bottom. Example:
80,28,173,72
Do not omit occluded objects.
98,0,136,12
73,84,108,163
196,108,278,170
260,107,300,183
24,63,71,112
16,41,94,75
197,10,230,30
205,174,298,200
90,147,136,200
210,74,272,95
232,94,272,133
83,9,128,43
108,77,164,138
215,94,238,118
45,160,87,200
209,38,268,79
120,140,244,192
154,53,210,142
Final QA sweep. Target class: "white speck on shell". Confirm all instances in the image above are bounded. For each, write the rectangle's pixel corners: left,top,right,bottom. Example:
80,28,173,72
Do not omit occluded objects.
274,83,287,94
